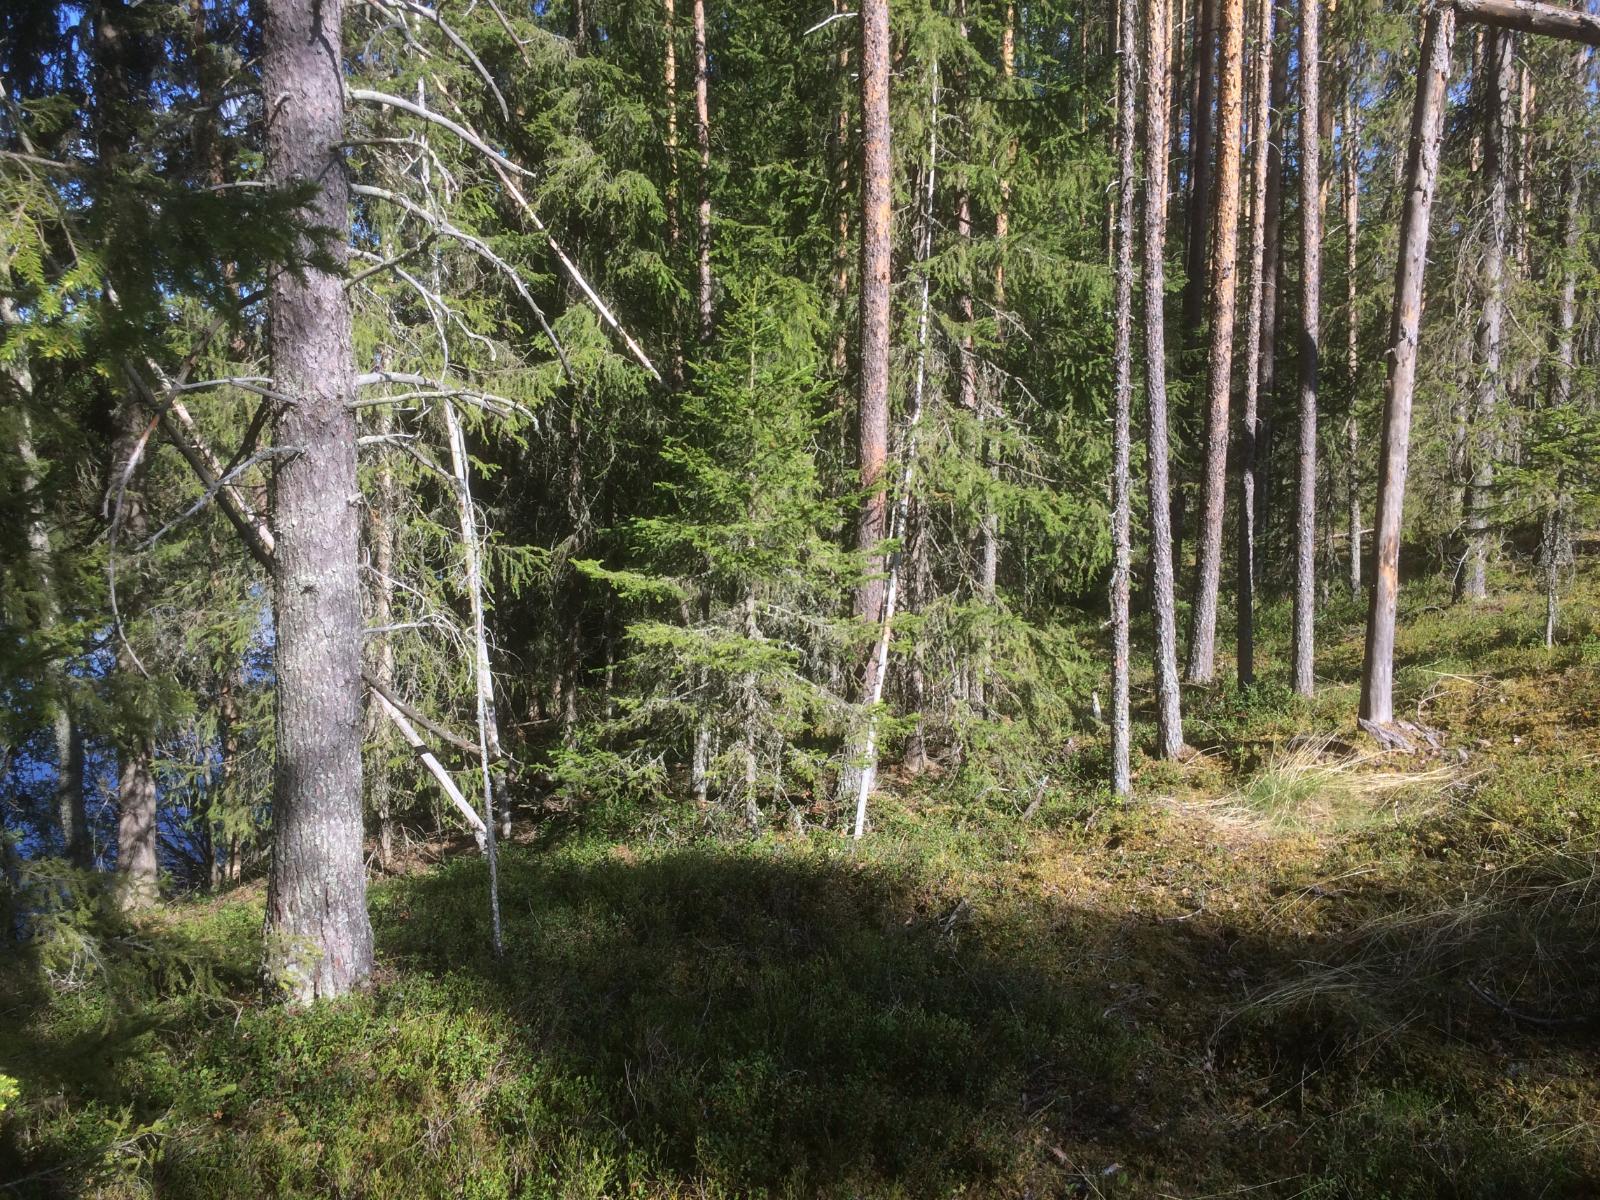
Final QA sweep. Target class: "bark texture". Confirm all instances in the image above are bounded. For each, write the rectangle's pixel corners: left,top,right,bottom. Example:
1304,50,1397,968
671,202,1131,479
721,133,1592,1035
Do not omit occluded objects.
1292,0,1322,695
262,0,374,1002
1144,0,1185,758
693,0,713,340
1184,0,1245,685
1360,6,1455,726
1236,0,1274,685
1461,28,1513,602
1110,0,1138,796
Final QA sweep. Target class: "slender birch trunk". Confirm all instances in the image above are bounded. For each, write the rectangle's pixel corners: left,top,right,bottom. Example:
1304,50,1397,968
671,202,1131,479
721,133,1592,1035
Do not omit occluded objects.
693,0,713,341
1291,0,1323,696
1110,0,1139,796
1343,77,1362,597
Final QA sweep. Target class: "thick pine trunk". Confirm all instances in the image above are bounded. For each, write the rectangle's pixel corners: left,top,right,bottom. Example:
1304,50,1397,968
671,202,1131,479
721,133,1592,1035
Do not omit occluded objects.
1236,0,1274,686
262,0,374,1003
1461,28,1513,602
1291,0,1322,696
1360,6,1455,727
1110,0,1138,796
1144,0,1185,758
1184,0,1245,685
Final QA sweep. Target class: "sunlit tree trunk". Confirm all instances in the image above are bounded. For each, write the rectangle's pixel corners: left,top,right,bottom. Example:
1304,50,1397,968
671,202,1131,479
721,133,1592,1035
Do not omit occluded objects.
693,0,713,340
1461,28,1513,603
1184,0,1244,685
262,0,374,1002
1144,0,1185,757
840,0,893,822
1110,0,1139,795
1343,78,1362,598
1291,0,1322,697
1360,6,1455,728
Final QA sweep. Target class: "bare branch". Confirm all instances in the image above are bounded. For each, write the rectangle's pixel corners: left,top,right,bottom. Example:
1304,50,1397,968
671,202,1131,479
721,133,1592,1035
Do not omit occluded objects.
352,182,574,382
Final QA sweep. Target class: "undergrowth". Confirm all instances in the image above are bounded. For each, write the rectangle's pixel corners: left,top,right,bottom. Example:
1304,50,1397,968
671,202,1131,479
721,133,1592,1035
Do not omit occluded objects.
4,561,1599,1197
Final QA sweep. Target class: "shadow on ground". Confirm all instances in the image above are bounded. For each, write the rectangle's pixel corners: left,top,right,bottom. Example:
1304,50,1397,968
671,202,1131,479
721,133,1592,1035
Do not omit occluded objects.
4,833,1598,1197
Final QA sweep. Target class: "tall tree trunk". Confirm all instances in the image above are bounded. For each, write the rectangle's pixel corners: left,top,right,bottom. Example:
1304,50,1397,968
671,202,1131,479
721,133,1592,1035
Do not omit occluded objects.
852,0,892,668
91,0,160,902
1183,0,1244,685
840,0,893,822
109,403,159,908
1291,0,1322,696
1343,77,1362,597
663,0,680,250
1110,0,1138,796
831,0,853,378
848,63,938,839
1254,33,1287,583
1360,6,1455,728
1461,28,1513,603
1144,0,1185,757
1543,45,1587,647
693,0,713,340
1236,0,1274,686
1182,0,1220,334
262,0,373,1002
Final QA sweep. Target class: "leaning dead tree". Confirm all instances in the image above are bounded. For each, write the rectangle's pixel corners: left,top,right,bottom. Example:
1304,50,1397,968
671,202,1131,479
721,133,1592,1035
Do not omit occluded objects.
1360,0,1600,734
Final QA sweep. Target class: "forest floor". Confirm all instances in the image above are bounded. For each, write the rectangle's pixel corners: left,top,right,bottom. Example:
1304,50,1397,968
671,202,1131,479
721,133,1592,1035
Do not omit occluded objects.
5,562,1600,1198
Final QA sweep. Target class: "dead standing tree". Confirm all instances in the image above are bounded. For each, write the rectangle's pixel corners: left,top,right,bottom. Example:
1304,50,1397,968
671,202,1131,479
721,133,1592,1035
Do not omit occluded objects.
1360,0,1600,737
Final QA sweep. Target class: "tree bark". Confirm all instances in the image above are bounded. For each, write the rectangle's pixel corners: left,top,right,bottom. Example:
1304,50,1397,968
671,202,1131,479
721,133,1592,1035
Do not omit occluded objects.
1291,0,1322,696
262,0,374,1002
1461,27,1512,602
1236,0,1274,686
1360,5,1455,727
1182,0,1220,334
852,0,892,670
109,402,159,908
1110,0,1138,796
1184,0,1244,685
693,0,713,340
1254,33,1287,583
1144,0,1185,758
663,0,680,251
1448,0,1600,47
1343,78,1362,598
